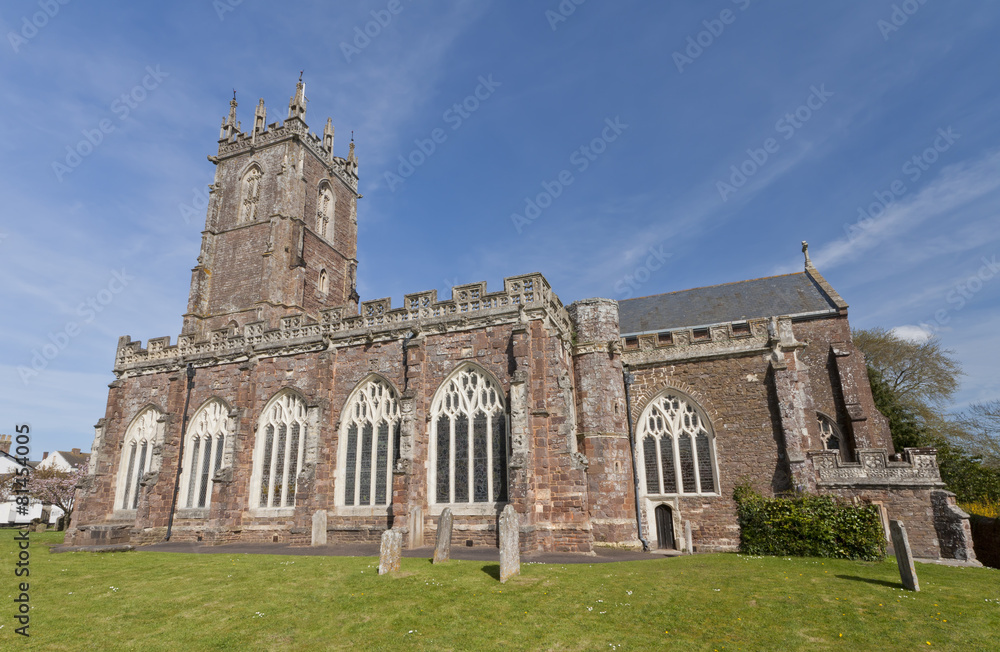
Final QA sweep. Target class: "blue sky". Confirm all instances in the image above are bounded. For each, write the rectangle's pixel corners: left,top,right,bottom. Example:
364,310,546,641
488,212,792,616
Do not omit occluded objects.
1,1,999,456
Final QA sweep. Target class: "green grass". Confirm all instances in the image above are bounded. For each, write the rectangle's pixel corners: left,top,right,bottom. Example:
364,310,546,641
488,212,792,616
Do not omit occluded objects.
3,531,998,650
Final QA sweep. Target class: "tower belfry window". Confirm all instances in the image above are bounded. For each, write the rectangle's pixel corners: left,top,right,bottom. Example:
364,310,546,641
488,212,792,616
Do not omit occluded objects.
317,183,334,240
240,166,262,223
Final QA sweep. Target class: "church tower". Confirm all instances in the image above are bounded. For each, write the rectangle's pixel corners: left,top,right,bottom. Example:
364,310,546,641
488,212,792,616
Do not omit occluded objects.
182,78,361,336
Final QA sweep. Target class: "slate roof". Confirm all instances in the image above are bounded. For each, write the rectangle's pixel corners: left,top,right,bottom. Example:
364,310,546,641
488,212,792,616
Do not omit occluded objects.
56,450,91,468
617,272,840,335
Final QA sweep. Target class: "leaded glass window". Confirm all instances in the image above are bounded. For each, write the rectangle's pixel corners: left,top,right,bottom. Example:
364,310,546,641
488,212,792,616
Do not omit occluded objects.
182,399,230,510
430,366,509,504
636,392,717,496
253,392,308,508
116,407,160,510
339,377,401,507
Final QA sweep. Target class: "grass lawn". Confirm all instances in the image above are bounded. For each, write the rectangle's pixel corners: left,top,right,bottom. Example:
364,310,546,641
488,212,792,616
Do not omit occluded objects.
2,531,998,650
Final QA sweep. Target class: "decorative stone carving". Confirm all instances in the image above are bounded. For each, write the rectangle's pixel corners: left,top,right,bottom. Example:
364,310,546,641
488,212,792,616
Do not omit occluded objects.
433,508,453,564
812,448,944,487
378,528,402,575
499,504,520,583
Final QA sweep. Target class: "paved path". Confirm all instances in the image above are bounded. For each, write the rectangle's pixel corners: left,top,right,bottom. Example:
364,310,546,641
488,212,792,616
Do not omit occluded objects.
128,540,678,564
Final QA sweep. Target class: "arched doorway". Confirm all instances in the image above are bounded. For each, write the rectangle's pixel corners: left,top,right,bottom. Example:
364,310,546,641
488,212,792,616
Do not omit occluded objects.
655,504,675,550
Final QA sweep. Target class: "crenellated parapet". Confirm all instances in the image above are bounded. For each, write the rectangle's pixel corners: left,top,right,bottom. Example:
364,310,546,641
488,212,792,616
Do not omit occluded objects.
811,447,945,488
115,273,569,377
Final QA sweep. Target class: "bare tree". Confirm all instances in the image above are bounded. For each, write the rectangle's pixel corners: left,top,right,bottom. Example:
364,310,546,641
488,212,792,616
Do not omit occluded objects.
955,400,1000,468
852,327,963,424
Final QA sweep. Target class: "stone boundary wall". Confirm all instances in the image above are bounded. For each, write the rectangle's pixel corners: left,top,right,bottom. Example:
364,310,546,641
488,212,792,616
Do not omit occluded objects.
969,515,1000,569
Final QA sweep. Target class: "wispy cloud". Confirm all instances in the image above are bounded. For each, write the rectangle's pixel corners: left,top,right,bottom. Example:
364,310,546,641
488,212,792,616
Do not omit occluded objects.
805,150,1000,271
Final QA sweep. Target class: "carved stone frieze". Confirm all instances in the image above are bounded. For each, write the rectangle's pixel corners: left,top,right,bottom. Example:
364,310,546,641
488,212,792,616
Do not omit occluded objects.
811,447,945,487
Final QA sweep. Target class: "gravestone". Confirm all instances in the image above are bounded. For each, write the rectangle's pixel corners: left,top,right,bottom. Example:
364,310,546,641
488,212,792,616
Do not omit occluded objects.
409,505,424,548
311,510,327,546
889,520,919,591
378,528,402,575
433,507,453,564
499,504,520,583
684,520,693,554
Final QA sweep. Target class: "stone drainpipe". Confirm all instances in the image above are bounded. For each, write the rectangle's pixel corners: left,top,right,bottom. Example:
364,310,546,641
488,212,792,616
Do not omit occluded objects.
623,367,650,551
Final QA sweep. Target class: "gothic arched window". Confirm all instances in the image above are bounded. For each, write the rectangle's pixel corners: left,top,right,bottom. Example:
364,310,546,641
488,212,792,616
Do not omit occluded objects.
250,391,308,508
636,391,717,496
181,399,229,510
318,269,329,295
338,377,401,507
116,407,160,510
239,165,262,223
317,182,334,239
429,365,508,505
818,413,842,453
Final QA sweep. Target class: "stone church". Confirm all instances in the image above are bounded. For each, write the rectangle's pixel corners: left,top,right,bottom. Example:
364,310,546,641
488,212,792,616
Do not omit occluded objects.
67,81,975,561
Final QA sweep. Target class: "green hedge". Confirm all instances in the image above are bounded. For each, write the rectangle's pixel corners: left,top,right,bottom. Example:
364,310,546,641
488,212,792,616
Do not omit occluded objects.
733,485,886,561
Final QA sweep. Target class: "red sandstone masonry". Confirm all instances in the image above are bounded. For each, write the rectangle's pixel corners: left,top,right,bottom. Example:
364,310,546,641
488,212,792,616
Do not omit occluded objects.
66,88,969,561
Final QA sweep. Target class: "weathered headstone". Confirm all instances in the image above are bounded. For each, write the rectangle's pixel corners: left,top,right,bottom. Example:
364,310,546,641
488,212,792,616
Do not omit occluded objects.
409,505,424,548
433,508,453,564
889,520,919,591
378,528,402,575
684,520,693,554
499,504,520,583
311,510,327,546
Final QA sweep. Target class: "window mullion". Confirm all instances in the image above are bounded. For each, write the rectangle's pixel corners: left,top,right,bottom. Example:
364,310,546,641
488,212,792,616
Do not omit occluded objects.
672,432,682,494
654,436,664,494
691,431,702,494
267,420,278,508
449,413,456,504
486,413,494,503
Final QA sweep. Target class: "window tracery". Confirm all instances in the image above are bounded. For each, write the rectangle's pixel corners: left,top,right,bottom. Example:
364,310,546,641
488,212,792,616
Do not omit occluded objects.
818,414,842,453
317,183,334,239
637,391,717,496
117,407,160,510
338,377,401,506
251,391,307,508
181,400,229,510
240,165,262,222
429,365,508,505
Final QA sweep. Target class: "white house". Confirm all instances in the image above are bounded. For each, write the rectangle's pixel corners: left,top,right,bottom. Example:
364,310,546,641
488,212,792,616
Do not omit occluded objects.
0,436,90,525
